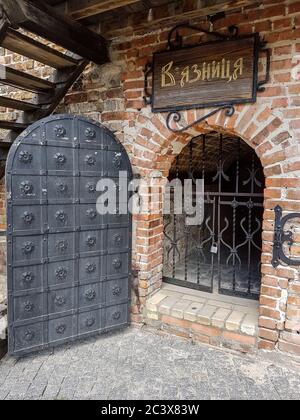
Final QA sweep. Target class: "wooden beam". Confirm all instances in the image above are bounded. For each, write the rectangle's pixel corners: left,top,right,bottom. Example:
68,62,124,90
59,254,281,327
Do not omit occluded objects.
0,96,40,111
0,0,108,64
0,120,28,130
33,58,89,120
108,0,260,33
65,0,140,20
0,64,54,93
2,28,79,69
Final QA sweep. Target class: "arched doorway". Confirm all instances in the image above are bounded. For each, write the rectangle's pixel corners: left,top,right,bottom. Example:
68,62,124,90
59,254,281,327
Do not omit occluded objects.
6,115,132,356
163,132,265,300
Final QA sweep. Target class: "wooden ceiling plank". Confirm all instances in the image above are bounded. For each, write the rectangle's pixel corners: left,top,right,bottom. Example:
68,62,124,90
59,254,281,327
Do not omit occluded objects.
65,0,141,20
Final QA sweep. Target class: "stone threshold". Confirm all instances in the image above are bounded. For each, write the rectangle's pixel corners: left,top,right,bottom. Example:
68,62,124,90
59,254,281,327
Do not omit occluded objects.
144,283,259,353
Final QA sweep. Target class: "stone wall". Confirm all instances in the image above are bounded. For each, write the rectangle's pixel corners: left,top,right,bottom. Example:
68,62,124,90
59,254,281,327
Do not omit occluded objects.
1,0,300,354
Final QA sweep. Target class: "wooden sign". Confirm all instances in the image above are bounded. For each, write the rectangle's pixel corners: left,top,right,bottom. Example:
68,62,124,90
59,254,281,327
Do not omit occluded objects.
151,34,260,113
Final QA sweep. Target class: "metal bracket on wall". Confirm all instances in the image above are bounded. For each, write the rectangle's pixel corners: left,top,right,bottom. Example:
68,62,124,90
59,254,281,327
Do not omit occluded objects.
272,205,300,268
166,105,235,133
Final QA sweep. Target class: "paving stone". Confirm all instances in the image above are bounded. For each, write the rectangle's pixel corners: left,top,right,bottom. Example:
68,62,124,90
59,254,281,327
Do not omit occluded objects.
182,295,206,304
159,296,180,315
184,302,204,322
171,299,192,319
234,304,259,315
241,313,259,336
146,292,167,312
197,305,218,326
226,311,246,332
207,299,232,310
211,308,232,328
0,328,300,400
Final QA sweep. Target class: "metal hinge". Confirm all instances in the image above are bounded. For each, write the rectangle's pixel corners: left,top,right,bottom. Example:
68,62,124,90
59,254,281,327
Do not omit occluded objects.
272,205,300,267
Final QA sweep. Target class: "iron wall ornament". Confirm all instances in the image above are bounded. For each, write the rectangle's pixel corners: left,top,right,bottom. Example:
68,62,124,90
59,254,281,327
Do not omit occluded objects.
272,205,300,268
144,24,270,133
6,114,132,357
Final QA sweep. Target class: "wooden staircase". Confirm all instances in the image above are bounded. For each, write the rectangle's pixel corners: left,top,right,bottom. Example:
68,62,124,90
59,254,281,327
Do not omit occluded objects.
0,0,109,172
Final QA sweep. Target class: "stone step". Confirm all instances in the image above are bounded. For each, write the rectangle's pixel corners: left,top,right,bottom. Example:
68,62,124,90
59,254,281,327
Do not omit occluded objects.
145,287,259,349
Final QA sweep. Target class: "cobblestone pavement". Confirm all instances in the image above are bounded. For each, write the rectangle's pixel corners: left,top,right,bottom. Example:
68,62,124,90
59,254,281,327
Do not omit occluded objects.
1,327,300,400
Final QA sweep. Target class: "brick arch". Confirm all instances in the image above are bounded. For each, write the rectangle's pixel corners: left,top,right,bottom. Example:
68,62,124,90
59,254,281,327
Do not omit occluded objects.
134,105,292,177
133,106,298,351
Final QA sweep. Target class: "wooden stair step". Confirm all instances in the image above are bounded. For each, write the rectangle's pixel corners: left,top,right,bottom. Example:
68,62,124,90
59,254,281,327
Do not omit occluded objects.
0,121,28,131
2,0,108,65
0,96,40,111
2,29,79,69
0,65,55,93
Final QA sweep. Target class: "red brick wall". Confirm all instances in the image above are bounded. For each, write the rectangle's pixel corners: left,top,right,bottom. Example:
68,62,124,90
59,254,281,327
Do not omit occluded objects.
1,0,300,355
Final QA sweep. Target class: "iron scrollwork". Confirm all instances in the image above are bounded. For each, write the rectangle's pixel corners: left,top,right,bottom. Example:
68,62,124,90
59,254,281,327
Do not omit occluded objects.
272,205,300,268
166,105,235,133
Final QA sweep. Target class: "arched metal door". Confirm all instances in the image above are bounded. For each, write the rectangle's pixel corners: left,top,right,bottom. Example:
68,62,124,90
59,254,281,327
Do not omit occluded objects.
6,115,132,356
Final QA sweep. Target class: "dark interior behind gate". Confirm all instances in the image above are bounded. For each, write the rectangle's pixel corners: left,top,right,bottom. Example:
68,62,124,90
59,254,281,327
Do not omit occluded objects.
163,132,264,300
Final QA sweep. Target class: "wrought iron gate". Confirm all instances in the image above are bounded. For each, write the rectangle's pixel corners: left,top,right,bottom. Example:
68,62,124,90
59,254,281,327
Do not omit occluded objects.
163,133,264,300
6,115,132,356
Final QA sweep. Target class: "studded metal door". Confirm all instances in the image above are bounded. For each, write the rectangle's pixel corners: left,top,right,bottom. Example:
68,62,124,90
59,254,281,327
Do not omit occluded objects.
6,115,132,357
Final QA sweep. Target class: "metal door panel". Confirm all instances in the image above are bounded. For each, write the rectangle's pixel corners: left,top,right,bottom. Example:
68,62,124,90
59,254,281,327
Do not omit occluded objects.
47,204,76,231
11,144,43,174
78,120,103,144
13,265,43,292
106,151,130,176
103,132,122,152
107,228,129,252
104,303,128,329
48,287,75,315
79,149,103,174
45,118,74,142
106,212,130,226
14,292,44,321
21,126,42,143
48,315,74,343
79,230,106,255
12,205,43,233
78,309,101,335
47,176,76,202
14,322,44,353
79,176,101,203
78,282,102,309
47,260,75,287
107,252,129,278
11,176,43,201
79,204,103,229
13,235,43,265
79,256,105,284
7,115,132,356
104,278,129,305
48,232,76,259
46,146,75,173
